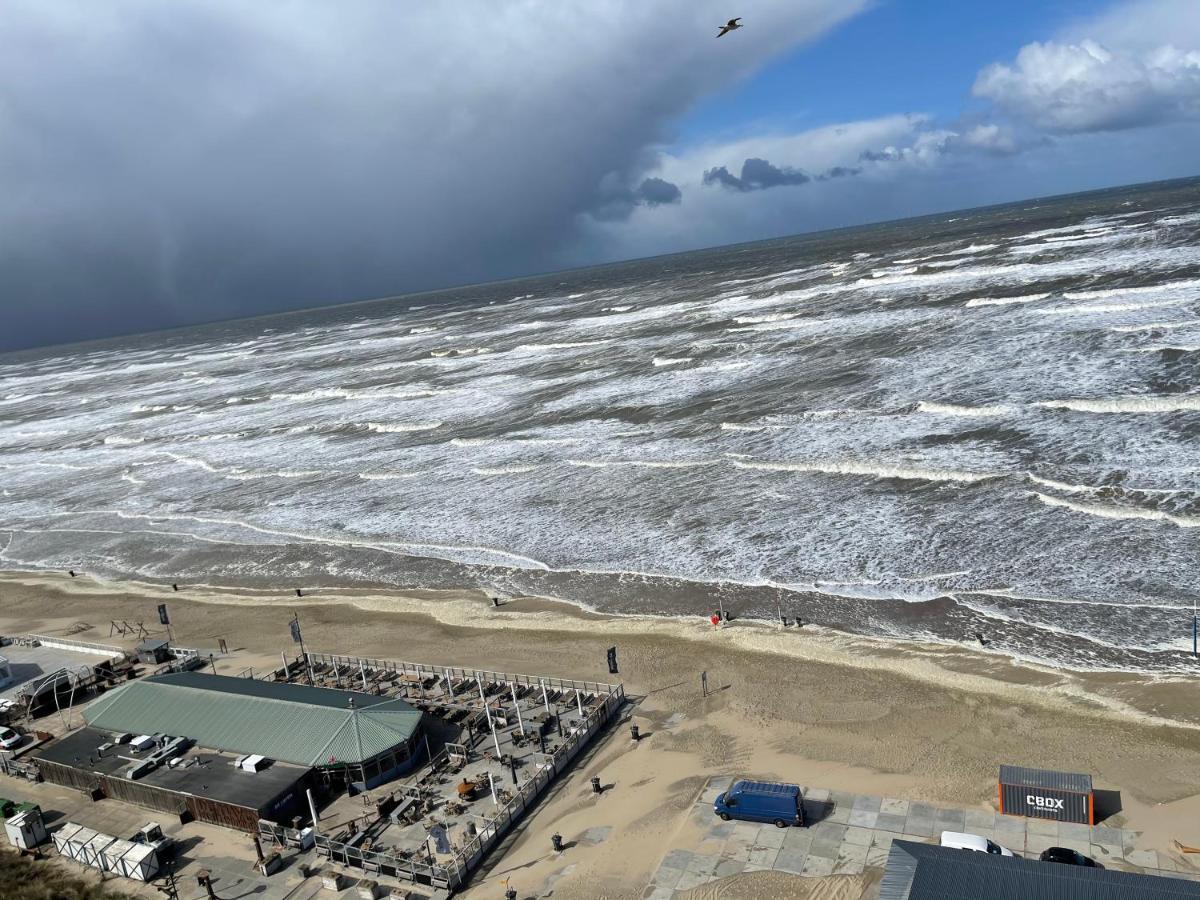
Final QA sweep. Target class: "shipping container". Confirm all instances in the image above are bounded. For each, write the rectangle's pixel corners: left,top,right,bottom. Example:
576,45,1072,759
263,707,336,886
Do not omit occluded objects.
998,765,1093,825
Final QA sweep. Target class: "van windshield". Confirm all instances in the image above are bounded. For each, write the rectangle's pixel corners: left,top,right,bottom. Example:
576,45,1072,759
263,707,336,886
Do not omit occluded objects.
986,840,1003,854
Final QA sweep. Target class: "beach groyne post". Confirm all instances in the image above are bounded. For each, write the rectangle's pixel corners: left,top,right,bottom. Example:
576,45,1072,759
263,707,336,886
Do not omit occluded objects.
701,671,708,698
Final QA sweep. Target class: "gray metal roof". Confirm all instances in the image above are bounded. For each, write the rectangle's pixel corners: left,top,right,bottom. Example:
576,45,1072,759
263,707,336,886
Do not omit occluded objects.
880,840,1200,900
999,765,1093,794
83,672,421,767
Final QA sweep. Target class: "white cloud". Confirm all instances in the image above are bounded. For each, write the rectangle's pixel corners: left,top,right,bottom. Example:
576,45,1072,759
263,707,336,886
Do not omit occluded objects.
974,38,1200,133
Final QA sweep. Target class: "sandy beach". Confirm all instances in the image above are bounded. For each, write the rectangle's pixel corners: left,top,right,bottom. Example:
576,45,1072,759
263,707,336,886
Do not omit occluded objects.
3,569,1200,898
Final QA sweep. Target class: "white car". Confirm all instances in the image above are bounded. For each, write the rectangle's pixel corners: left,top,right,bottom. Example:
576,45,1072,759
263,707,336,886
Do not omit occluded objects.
940,830,1014,857
0,727,24,750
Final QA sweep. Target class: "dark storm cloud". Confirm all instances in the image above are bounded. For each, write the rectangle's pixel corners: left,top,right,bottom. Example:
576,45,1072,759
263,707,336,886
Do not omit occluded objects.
702,157,859,192
0,0,867,352
588,175,683,221
637,177,683,207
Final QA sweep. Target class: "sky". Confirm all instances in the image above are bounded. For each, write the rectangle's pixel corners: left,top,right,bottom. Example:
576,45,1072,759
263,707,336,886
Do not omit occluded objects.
2,0,1199,352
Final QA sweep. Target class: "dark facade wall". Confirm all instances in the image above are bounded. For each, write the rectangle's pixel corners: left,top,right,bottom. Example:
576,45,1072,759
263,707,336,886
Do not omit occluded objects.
1000,783,1092,825
38,759,99,794
37,758,268,832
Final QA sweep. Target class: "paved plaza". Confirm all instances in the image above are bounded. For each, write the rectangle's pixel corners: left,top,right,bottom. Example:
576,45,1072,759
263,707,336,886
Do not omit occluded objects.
643,776,1200,898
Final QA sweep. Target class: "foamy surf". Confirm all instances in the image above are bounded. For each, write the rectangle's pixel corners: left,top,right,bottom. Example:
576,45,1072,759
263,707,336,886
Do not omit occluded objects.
1034,492,1200,528
916,401,1016,417
730,457,998,484
1037,395,1200,414
364,422,443,433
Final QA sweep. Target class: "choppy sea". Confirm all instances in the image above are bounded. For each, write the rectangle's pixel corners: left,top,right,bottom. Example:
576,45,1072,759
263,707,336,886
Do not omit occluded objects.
3,177,1200,673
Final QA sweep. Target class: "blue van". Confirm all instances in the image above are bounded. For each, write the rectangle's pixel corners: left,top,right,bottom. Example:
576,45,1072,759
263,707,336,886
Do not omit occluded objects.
713,780,805,827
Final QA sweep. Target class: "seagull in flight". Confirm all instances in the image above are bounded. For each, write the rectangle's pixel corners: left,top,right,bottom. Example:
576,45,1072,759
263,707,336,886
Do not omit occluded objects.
717,17,742,38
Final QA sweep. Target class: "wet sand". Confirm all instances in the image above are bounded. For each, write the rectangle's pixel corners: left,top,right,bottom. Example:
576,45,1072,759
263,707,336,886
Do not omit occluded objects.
3,570,1200,898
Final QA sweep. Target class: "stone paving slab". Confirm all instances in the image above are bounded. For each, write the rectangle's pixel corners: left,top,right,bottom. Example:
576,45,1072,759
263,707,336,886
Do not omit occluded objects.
643,779,1195,898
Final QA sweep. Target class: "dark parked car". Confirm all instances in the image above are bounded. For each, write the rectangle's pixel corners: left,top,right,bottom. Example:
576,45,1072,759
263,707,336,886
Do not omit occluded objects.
1040,846,1101,868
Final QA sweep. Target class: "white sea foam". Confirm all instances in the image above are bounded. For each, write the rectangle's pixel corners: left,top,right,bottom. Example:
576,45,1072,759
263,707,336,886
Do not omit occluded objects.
1037,395,1200,414
730,457,998,484
1035,492,1200,528
566,458,719,470
359,471,422,480
364,422,443,433
719,422,788,433
652,357,692,367
269,387,442,402
430,347,490,358
1028,475,1089,493
916,401,1017,417
470,464,541,475
965,293,1051,308
732,312,801,324
512,340,610,352
1062,277,1200,301
104,436,146,446
1036,298,1188,316
1109,319,1200,333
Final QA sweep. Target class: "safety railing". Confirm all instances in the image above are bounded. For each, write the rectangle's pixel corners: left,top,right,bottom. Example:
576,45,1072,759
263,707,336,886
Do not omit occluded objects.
10,634,125,658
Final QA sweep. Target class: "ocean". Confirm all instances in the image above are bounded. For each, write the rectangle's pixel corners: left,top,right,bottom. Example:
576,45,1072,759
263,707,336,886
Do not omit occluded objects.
3,177,1199,673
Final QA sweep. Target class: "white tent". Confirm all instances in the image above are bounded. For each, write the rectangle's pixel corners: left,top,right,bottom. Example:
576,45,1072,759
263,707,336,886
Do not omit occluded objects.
82,830,116,869
101,838,160,881
52,822,85,856
56,823,97,864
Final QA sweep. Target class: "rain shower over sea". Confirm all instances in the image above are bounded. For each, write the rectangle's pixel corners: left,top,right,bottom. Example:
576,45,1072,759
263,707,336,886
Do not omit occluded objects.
3,178,1200,673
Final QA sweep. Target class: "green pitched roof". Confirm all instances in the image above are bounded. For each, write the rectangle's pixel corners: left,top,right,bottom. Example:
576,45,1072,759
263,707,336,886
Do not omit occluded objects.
83,672,421,766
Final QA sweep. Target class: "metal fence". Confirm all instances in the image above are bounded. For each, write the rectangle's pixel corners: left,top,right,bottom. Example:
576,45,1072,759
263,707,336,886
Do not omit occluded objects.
10,634,125,658
259,651,625,893
305,651,622,699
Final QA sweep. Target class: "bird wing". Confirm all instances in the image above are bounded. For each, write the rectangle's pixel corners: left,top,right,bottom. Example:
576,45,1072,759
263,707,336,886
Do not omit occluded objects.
728,18,741,26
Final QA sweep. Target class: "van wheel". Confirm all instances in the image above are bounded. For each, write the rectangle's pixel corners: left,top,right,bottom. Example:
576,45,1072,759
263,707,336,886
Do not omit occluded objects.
718,813,731,821
774,819,788,828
